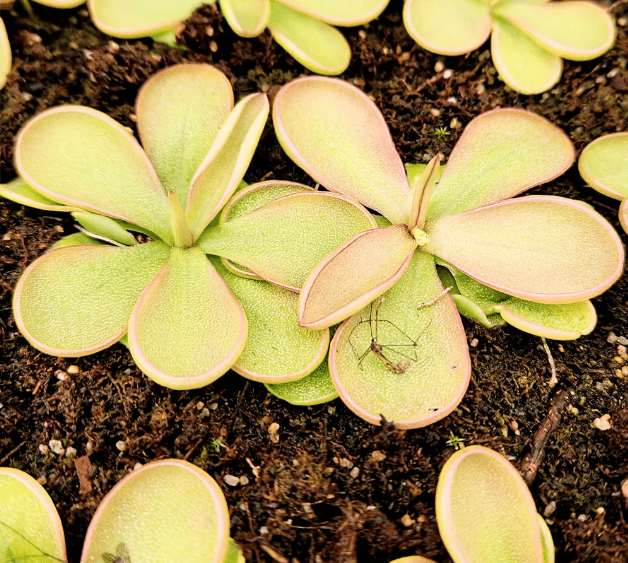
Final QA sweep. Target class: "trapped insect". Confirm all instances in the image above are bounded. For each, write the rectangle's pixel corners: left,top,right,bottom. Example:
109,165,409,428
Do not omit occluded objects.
102,543,131,563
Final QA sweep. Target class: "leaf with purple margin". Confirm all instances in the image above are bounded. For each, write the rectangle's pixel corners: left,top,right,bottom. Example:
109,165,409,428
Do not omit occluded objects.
221,0,270,37
276,0,389,26
579,133,628,201
0,177,80,212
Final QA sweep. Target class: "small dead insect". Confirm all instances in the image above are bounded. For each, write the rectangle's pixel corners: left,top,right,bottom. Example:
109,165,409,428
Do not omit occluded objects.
417,286,453,310
349,300,427,374
102,543,131,563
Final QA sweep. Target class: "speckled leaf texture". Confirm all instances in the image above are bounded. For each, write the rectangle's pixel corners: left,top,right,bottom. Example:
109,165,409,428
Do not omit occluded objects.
13,242,170,357
136,64,234,206
0,468,66,562
273,77,412,223
436,446,546,563
87,0,207,38
425,196,624,303
128,247,247,389
330,252,470,429
221,0,270,37
80,460,230,563
276,0,389,25
199,191,376,290
15,106,174,243
0,177,79,212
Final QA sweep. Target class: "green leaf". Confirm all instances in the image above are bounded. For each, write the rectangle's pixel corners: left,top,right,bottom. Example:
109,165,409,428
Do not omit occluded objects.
14,242,170,356
436,446,544,563
493,1,616,61
403,0,492,55
185,93,269,240
268,1,351,76
491,18,562,95
620,199,627,234
0,18,8,91
538,514,555,563
579,132,628,201
405,163,444,198
452,293,505,329
427,109,574,219
72,211,138,246
408,154,441,230
0,468,66,563
213,257,329,383
29,0,84,6
221,0,270,37
128,247,247,389
330,252,470,428
50,232,104,250
275,0,389,26
493,298,596,340
200,191,375,290
265,355,339,406
136,64,233,205
425,196,624,303
224,538,246,563
15,106,173,244
389,557,436,563
273,77,412,223
87,0,207,38
0,177,79,212
80,459,230,563
299,225,417,329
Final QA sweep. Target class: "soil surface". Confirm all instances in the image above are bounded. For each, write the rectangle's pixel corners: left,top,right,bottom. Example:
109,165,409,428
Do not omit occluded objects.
1,1,628,562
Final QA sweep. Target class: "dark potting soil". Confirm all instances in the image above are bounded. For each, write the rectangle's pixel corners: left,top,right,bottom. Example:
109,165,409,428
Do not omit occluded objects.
1,1,628,561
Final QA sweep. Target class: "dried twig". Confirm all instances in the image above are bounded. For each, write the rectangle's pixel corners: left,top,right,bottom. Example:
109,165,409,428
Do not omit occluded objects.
542,337,558,388
0,441,26,466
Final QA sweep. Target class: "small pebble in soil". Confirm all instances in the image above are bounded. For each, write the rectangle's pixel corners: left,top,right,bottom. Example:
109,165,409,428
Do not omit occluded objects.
340,458,353,469
622,479,628,499
196,401,204,410
593,414,611,431
48,440,64,455
596,507,605,515
371,451,386,462
578,514,588,522
470,338,479,347
443,69,453,79
115,440,128,452
55,371,67,381
450,117,461,129
37,475,47,485
65,446,77,458
608,332,618,344
434,61,445,73
260,526,269,535
401,514,414,527
350,467,360,479
39,444,49,455
239,475,249,486
268,422,280,443
544,501,557,517
67,365,79,374
224,475,240,487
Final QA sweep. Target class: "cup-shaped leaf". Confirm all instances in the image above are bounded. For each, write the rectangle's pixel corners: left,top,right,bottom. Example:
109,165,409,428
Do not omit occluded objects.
273,77,412,224
436,445,544,563
276,0,390,26
403,0,492,56
199,191,376,290
136,64,234,205
0,468,66,562
330,252,470,428
213,257,329,383
185,93,269,239
0,176,80,212
265,355,339,406
579,132,628,201
221,0,270,37
493,1,616,61
128,247,247,389
491,18,563,95
425,196,624,303
299,225,417,329
80,459,230,563
427,109,574,219
268,1,351,76
13,242,170,356
87,0,205,38
15,106,173,244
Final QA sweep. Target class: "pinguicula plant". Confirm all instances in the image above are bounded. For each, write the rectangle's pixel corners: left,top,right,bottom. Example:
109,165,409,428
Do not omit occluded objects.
256,76,625,428
389,445,555,563
0,17,9,89
403,0,616,95
579,132,628,234
0,460,245,563
1,63,375,389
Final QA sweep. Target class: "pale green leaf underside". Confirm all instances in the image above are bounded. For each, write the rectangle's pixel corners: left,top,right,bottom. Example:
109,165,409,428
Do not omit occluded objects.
221,0,270,37
50,232,104,250
72,211,137,246
276,0,389,26
265,355,338,405
0,468,66,562
87,0,207,38
493,1,616,61
14,242,170,356
300,225,417,329
491,18,562,95
425,196,624,303
450,266,508,310
0,18,10,90
405,163,444,198
224,538,246,563
403,0,491,56
453,294,505,329
136,64,233,205
200,192,375,290
436,446,543,563
620,199,627,234
268,1,351,76
0,176,79,212
579,133,628,200
273,77,411,223
81,460,229,563
213,257,329,383
428,109,574,219
186,93,269,239
330,252,470,428
538,514,555,563
128,247,247,389
15,106,173,243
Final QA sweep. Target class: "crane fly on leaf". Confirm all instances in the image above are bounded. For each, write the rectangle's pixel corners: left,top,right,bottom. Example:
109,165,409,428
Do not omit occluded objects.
102,543,131,563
